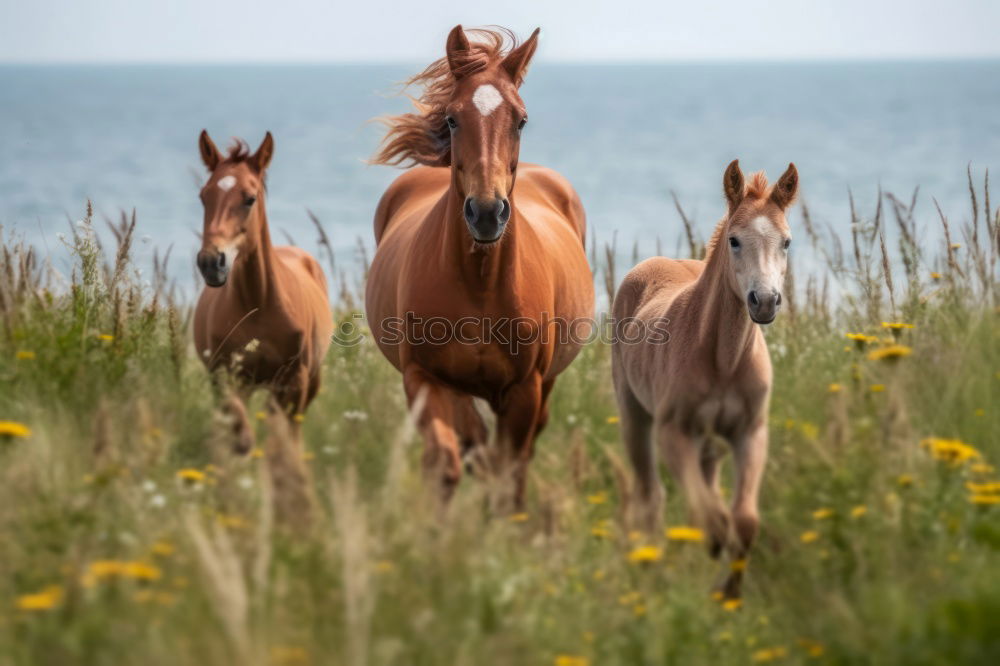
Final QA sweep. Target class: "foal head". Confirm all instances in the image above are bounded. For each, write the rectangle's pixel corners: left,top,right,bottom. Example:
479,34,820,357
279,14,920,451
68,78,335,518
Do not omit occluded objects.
372,26,539,245
720,160,799,324
196,130,274,287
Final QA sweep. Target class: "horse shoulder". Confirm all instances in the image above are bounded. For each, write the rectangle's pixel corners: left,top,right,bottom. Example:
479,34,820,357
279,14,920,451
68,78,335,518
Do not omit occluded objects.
374,166,450,244
516,164,587,243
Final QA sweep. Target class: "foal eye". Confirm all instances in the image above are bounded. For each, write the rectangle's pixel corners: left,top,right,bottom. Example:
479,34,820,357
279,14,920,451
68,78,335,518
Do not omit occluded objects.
243,195,257,207
445,115,458,130
517,117,528,130
783,238,791,250
729,237,740,249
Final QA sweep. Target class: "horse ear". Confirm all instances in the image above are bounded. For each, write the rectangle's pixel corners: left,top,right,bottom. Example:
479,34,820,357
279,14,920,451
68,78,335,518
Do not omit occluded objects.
723,159,745,212
199,130,221,171
502,28,540,86
446,25,472,79
249,131,274,173
770,163,799,210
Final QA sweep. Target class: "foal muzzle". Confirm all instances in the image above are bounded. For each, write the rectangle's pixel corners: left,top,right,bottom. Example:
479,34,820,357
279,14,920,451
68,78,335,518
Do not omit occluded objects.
747,289,782,324
197,249,229,287
463,196,511,244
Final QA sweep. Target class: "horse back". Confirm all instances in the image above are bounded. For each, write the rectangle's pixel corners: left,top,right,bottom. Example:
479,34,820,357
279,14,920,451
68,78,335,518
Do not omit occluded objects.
613,256,703,322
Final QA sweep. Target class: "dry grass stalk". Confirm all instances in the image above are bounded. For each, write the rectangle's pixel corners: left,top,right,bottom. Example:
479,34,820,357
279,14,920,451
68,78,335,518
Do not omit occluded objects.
331,468,374,666
263,405,316,532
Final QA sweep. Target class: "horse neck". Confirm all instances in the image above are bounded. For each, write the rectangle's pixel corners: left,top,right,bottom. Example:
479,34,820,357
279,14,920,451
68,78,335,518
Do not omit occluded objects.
691,232,757,375
232,199,281,308
444,185,520,290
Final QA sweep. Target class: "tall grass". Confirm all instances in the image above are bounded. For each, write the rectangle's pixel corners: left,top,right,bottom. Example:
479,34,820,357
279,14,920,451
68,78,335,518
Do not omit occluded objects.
0,175,997,665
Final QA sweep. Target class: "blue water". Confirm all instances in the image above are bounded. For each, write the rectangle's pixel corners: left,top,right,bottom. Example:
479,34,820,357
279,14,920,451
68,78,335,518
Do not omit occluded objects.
2,62,998,292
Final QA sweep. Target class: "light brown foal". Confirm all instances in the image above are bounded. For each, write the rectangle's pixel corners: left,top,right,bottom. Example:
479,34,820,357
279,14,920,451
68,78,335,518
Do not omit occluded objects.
193,131,333,451
612,160,798,598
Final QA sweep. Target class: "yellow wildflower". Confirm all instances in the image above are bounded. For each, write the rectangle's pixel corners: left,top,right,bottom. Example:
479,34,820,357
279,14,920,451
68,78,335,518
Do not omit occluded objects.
730,559,747,572
0,421,32,438
722,598,743,611
797,639,825,658
16,585,63,611
665,526,704,542
554,656,590,666
812,508,834,520
851,505,868,518
897,474,914,488
97,333,114,341
800,530,820,544
586,491,608,505
82,560,162,586
868,344,912,361
217,514,249,530
920,438,980,464
869,384,886,393
967,481,1000,494
752,646,788,662
799,422,819,440
930,271,941,280
618,591,641,606
508,512,529,523
255,411,267,421
969,494,1000,506
970,462,996,475
177,468,206,484
293,413,305,423
951,243,962,249
633,603,647,617
974,408,985,417
881,322,914,330
828,383,843,393
606,415,620,425
590,525,612,539
15,350,36,360
250,447,265,458
845,332,877,347
627,546,662,563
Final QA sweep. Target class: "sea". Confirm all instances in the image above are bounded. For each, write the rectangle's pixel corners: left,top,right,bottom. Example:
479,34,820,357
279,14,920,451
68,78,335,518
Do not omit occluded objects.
1,61,998,297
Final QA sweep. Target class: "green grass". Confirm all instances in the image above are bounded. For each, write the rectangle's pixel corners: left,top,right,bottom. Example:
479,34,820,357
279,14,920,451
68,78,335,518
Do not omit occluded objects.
0,192,998,666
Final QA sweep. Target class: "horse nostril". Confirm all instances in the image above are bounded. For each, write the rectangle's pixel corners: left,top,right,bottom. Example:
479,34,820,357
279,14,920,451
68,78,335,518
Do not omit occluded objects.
217,253,226,269
463,197,477,224
497,198,511,224
775,292,782,306
748,291,760,307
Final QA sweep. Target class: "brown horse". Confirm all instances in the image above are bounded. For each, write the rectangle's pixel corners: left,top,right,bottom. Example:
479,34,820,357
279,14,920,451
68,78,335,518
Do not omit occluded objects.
366,26,594,508
193,131,333,451
611,160,798,598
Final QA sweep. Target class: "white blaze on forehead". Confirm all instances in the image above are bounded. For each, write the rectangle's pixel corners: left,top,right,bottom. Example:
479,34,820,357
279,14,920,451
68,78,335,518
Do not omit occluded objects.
217,175,237,191
750,215,783,241
472,84,504,116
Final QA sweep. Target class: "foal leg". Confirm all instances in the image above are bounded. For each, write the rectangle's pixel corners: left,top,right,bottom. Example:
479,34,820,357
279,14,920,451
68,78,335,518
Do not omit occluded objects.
617,386,661,532
721,423,769,599
454,395,489,477
494,373,543,513
403,365,465,505
657,421,734,557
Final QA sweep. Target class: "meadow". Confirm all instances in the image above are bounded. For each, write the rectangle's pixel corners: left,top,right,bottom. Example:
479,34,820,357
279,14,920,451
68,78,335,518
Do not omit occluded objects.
0,175,997,666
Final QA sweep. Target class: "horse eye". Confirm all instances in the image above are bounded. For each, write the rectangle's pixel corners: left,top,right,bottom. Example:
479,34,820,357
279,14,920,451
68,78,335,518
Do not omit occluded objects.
517,117,527,130
243,195,257,207
729,237,740,249
783,238,791,250
445,116,458,130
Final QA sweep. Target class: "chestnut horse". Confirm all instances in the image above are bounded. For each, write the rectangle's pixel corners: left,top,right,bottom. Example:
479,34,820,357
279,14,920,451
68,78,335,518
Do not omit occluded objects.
193,131,333,451
367,26,594,508
612,160,798,598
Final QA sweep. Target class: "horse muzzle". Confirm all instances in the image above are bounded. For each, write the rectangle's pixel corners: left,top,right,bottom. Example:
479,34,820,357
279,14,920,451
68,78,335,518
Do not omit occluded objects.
197,249,229,287
747,289,781,324
463,196,510,244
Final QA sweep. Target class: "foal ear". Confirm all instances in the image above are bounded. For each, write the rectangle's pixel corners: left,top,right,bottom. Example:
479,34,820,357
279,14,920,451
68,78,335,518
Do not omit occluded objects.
502,28,540,86
446,25,472,79
723,159,745,213
770,162,799,210
249,131,274,173
199,130,221,171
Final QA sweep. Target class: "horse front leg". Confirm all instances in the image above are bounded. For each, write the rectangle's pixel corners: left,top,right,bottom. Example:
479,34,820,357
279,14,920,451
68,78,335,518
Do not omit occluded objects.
494,373,543,513
720,421,769,600
403,365,465,506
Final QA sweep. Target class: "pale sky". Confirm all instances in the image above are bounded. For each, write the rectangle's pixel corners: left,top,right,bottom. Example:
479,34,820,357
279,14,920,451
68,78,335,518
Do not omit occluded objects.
2,0,999,62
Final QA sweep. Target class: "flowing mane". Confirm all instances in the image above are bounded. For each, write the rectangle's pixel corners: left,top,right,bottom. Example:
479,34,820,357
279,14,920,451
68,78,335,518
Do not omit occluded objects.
371,28,519,168
704,171,771,259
